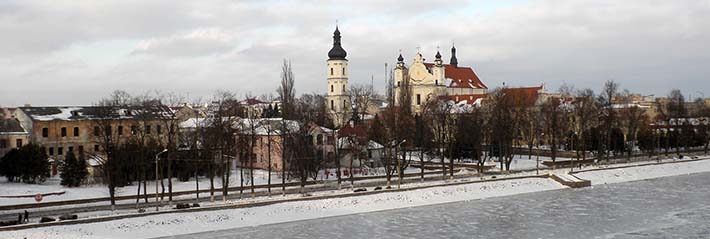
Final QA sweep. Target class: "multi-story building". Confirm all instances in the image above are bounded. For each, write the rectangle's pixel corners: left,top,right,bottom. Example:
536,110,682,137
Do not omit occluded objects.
235,118,300,171
394,46,488,114
0,118,29,158
14,106,174,174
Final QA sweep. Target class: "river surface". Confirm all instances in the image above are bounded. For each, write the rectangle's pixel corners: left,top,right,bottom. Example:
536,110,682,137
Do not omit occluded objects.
158,172,710,239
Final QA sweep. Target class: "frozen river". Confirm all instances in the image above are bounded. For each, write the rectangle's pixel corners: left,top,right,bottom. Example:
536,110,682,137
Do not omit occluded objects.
158,172,710,239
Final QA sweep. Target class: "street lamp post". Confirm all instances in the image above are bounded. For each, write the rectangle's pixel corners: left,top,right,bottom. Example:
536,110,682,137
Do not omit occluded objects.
155,149,167,211
537,133,544,175
396,140,407,189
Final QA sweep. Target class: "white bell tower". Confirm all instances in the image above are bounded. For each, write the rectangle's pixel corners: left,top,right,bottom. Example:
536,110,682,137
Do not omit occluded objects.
325,26,351,127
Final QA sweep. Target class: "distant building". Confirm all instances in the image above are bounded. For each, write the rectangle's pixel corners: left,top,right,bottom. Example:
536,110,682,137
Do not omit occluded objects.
1,108,18,119
394,46,488,114
235,118,300,171
0,118,29,158
239,98,280,118
14,106,174,175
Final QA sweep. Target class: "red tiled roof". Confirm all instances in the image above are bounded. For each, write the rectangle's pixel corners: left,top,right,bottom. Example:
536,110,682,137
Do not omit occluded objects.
439,94,487,105
243,98,267,105
502,86,543,107
424,63,487,89
438,85,543,106
337,123,369,144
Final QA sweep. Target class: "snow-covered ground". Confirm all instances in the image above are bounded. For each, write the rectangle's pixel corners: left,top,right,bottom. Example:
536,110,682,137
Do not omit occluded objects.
0,167,418,206
4,157,710,239
574,159,710,185
1,177,565,239
0,152,561,206
0,169,276,205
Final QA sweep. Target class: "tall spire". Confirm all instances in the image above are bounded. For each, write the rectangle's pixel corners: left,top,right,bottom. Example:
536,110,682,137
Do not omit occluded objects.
328,26,347,60
450,44,458,67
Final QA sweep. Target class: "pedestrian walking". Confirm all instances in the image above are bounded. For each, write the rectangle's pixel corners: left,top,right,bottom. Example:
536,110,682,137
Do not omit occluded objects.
24,210,29,223
18,213,22,224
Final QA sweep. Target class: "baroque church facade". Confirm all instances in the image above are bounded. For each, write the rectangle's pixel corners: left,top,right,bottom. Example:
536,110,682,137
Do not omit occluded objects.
323,26,497,125
394,46,488,114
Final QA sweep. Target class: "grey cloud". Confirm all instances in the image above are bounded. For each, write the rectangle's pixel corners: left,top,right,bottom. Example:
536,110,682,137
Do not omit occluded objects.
1,0,710,107
130,28,235,57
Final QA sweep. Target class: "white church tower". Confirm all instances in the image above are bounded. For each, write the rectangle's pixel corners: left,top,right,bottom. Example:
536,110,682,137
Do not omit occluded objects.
326,26,351,127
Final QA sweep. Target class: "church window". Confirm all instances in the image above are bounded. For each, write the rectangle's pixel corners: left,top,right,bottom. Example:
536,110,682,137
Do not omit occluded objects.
331,100,334,110
397,81,400,87
331,85,334,92
435,80,438,85
343,68,346,75
342,84,345,92
330,68,333,76
343,100,347,109
416,94,421,105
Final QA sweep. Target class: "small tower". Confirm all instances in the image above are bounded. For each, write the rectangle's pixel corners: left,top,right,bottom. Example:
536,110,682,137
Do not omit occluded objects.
432,50,445,85
326,26,351,127
393,52,407,106
450,45,458,67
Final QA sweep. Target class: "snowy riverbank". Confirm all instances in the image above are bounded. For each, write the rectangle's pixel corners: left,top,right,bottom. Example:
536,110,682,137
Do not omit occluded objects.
4,157,710,239
574,158,710,185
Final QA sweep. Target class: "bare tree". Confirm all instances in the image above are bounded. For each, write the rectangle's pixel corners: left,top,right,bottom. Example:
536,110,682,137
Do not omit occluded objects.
350,84,376,123
413,113,434,181
205,91,241,201
424,98,455,177
278,60,296,120
572,89,598,167
541,97,566,168
486,88,519,172
667,89,687,155
598,80,619,162
277,59,297,195
619,90,647,162
93,90,132,210
693,98,710,153
379,106,414,187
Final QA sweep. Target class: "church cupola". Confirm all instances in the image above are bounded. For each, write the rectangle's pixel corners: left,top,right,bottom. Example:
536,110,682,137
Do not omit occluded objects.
450,45,458,67
434,50,443,66
328,26,347,60
396,53,405,68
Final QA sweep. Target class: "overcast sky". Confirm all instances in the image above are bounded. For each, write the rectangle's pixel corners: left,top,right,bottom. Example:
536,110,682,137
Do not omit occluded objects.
1,0,709,106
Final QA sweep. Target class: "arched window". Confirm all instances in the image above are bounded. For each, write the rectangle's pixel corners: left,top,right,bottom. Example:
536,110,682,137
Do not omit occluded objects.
343,100,347,108
330,68,333,76
331,100,334,110
342,84,345,92
435,80,438,85
343,68,346,75
331,85,334,92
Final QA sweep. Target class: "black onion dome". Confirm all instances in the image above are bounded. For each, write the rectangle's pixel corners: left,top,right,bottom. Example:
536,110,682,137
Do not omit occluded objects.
397,53,404,62
435,51,442,59
328,26,347,60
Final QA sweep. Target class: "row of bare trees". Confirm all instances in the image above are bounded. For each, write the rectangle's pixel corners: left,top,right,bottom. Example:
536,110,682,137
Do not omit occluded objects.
88,68,710,210
369,79,710,183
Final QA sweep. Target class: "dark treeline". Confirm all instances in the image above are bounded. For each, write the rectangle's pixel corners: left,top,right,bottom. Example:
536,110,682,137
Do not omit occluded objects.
3,69,709,211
